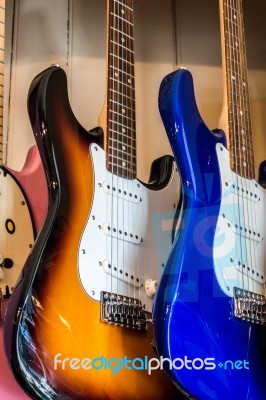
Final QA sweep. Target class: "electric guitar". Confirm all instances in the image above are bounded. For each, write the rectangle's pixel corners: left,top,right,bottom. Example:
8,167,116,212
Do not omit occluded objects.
4,1,183,399
0,0,47,311
0,1,47,398
153,0,266,398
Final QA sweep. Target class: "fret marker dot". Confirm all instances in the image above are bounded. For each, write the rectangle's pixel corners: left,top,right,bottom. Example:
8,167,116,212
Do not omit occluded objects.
242,146,246,151
122,145,126,151
235,42,238,47
122,128,126,133
232,75,236,81
243,162,247,167
241,129,245,134
240,110,243,116
122,108,125,113
121,9,125,14
128,78,131,84
122,161,126,167
234,14,237,19
121,37,125,43
243,82,246,87
115,72,118,78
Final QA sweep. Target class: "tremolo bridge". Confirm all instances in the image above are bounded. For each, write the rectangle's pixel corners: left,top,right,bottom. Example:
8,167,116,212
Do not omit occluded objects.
234,287,266,325
101,291,148,331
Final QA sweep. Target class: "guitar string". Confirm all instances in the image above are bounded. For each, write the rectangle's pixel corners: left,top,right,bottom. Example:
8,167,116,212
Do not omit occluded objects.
241,0,263,298
229,0,247,295
110,0,114,301
239,0,256,297
125,0,131,304
228,0,255,300
116,0,122,302
126,0,137,307
122,0,128,304
235,0,255,297
239,0,258,298
130,0,141,313
225,0,247,297
233,0,252,297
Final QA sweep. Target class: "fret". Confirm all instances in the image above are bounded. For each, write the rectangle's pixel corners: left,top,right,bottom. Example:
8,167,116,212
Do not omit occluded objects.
110,65,135,81
110,74,135,90
109,88,135,103
232,161,255,170
107,0,136,178
114,0,133,12
110,53,134,67
110,77,133,91
221,0,254,179
107,158,136,172
226,63,248,81
108,130,136,145
110,27,134,41
108,149,136,161
109,76,135,91
110,12,133,27
224,19,244,31
110,40,134,55
106,163,136,179
109,108,135,122
108,132,136,148
109,146,135,158
109,99,135,113
228,102,251,115
109,121,135,133
108,157,136,171
110,41,134,61
108,159,136,170
109,137,136,152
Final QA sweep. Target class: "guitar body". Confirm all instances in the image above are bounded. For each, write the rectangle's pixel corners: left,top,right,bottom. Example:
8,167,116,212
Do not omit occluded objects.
5,144,48,232
4,66,182,400
0,142,47,400
0,168,35,302
153,69,266,399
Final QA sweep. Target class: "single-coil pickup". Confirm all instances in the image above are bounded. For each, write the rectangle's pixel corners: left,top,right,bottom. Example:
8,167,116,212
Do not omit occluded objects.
101,180,142,203
101,260,143,288
231,258,265,284
225,180,260,203
101,222,143,244
222,214,262,242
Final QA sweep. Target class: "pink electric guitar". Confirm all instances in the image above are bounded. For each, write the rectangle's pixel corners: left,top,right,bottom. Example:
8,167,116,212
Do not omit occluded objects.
0,1,47,398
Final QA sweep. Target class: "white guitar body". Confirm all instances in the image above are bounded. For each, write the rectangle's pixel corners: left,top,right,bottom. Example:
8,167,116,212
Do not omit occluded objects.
0,168,34,313
79,143,180,313
214,143,266,321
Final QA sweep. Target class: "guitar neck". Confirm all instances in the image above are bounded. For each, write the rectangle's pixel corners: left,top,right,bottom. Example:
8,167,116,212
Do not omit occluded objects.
0,0,4,164
219,0,255,179
106,0,137,179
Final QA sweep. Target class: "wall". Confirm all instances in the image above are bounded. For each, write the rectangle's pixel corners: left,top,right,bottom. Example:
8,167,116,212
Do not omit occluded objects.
4,0,266,181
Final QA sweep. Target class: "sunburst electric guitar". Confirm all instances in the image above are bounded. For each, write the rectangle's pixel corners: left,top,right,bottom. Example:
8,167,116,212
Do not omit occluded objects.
4,1,183,399
153,0,266,398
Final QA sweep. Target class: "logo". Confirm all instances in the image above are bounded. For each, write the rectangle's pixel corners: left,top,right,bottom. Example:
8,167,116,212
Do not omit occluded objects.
53,354,249,375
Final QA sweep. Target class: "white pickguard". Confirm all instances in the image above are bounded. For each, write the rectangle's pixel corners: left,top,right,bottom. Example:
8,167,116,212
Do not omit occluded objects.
0,169,34,304
214,143,266,298
78,144,180,312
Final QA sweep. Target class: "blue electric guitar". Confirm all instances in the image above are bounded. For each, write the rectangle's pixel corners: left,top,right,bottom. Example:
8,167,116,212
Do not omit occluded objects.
153,0,266,398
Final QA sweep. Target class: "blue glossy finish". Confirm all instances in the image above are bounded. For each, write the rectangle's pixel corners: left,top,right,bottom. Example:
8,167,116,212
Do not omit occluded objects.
153,69,266,400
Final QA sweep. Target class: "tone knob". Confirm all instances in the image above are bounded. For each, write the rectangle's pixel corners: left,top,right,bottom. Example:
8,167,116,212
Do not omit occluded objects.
145,279,158,298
